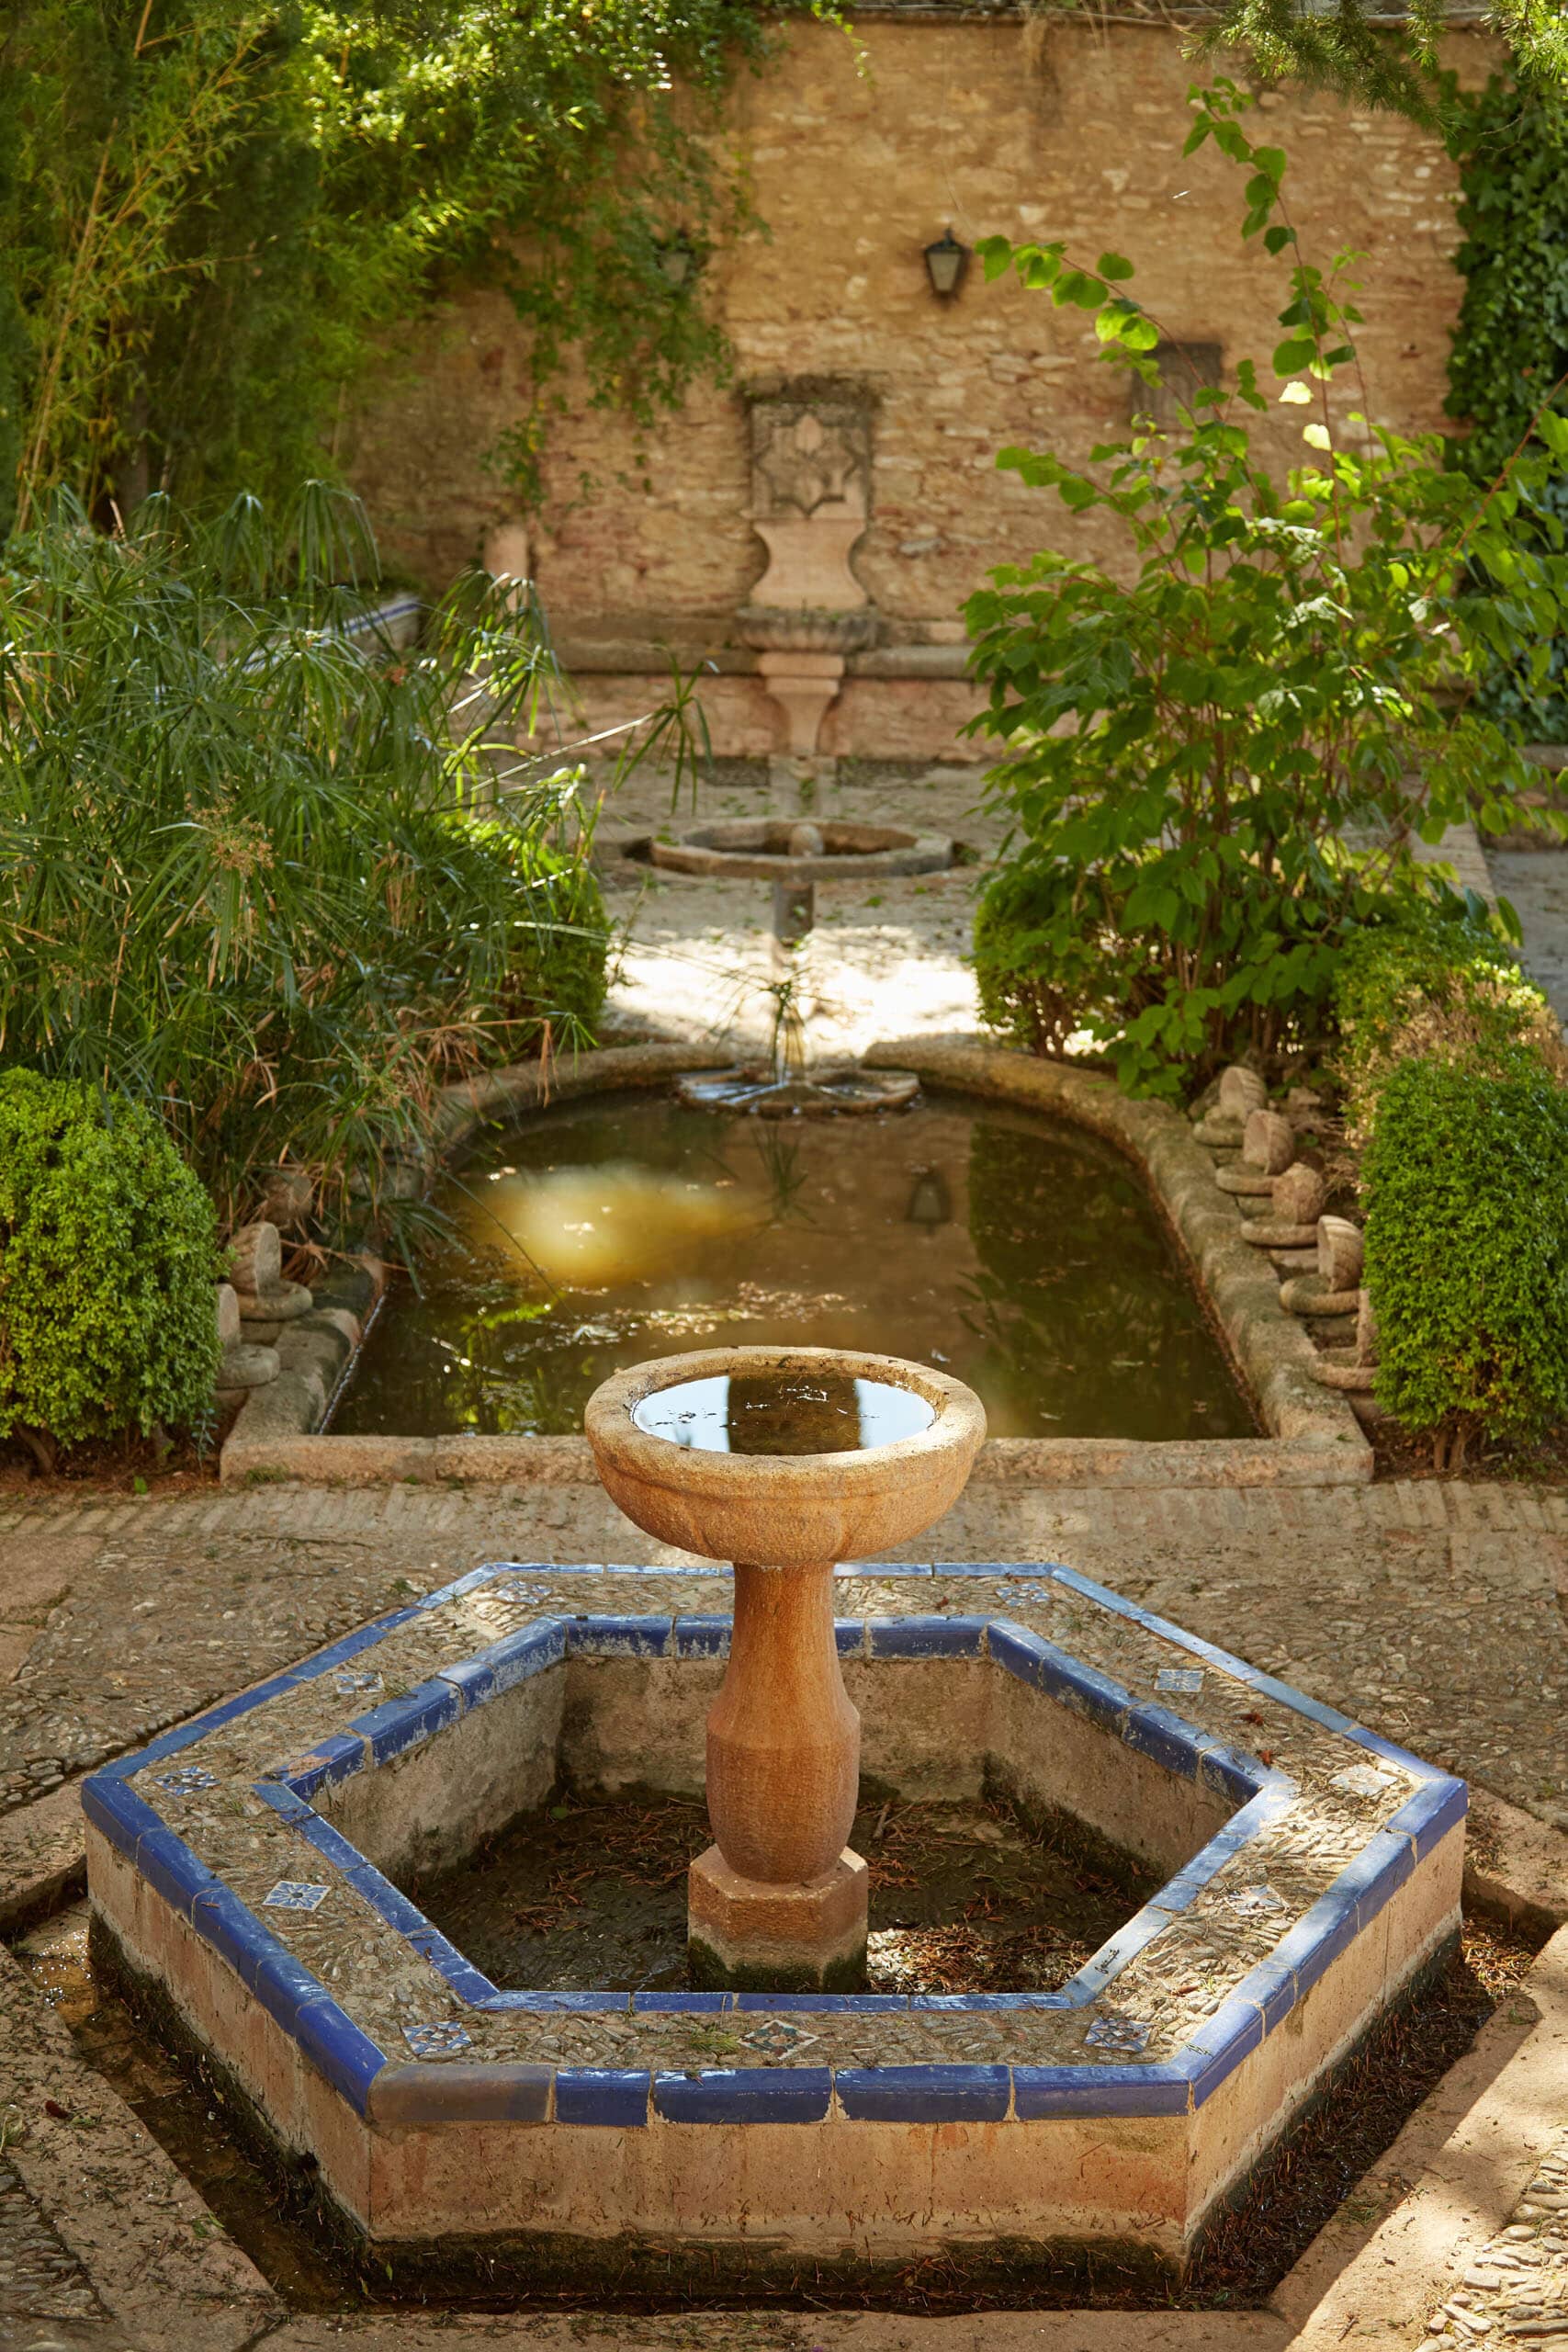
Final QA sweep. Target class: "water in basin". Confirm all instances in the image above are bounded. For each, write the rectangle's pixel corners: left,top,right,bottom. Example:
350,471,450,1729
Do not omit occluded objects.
330,1089,1255,1441
631,1372,936,1453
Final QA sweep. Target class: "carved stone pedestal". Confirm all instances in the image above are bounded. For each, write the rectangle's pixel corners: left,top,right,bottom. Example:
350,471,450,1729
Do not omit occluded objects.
689,1847,869,1993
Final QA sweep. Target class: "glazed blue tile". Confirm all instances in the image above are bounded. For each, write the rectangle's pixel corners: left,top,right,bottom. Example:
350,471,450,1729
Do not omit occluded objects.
1047,1566,1163,1627
293,1613,418,1680
673,1616,731,1658
835,1562,932,1577
487,1990,631,2013
633,1992,733,2014
291,1814,367,1876
189,1885,281,1988
834,1620,866,1657
1234,1954,1300,2036
654,2068,832,2124
834,2065,1010,2122
1199,1744,1268,1803
866,1615,987,1659
1341,1724,1436,1772
1271,1887,1361,1999
252,1944,335,2038
417,1566,502,1607
555,2069,649,2126
1337,1828,1416,1932
280,1734,366,1801
1390,1774,1468,1860
82,1775,162,1856
291,1996,386,2114
436,1655,497,1709
1061,1907,1172,2003
1122,1702,1208,1780
732,1992,910,2014
909,1992,1066,2012
566,1615,672,1658
350,1678,460,1767
410,1939,494,2007
987,1623,1132,1731
251,1778,312,1824
1180,1995,1266,2106
1013,2064,1190,2120
133,1827,218,1918
932,1562,1058,1580
473,1619,569,1694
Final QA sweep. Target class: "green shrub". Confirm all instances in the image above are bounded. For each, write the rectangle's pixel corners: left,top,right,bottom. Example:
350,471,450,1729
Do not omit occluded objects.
966,84,1566,1100
0,1070,220,1455
1332,903,1568,1138
448,819,610,1053
973,858,1156,1058
1364,1061,1568,1467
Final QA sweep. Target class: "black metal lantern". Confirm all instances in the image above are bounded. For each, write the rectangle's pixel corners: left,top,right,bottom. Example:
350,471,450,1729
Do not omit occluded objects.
655,232,697,291
923,226,969,301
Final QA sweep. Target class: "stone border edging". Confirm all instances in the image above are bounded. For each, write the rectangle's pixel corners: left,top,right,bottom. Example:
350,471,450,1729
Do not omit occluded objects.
865,1035,1372,1485
222,1034,1372,1489
221,1043,728,1486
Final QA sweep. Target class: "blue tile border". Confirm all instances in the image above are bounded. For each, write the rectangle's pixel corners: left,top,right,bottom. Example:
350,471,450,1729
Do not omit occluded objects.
82,1560,1468,2134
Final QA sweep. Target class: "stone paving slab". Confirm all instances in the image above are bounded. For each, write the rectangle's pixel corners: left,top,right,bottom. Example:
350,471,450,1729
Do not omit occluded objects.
0,1480,1562,1831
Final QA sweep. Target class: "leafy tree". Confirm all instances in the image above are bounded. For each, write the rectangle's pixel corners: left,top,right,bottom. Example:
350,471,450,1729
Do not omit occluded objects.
0,0,793,533
965,82,1568,1098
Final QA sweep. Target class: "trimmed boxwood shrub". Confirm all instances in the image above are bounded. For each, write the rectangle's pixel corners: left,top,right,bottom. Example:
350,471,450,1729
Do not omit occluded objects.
1363,1060,1568,1468
0,1071,220,1458
1333,904,1566,1138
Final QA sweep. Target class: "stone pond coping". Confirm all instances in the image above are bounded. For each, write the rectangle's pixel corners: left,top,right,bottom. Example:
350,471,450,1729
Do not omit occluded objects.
79,1558,1466,2267
223,1034,1370,1489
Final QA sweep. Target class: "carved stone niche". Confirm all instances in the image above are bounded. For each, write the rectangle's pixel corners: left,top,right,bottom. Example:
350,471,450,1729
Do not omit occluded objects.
737,379,880,755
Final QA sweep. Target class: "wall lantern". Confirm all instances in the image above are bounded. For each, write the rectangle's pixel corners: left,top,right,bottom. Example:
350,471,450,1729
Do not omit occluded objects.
923,227,969,301
656,232,698,291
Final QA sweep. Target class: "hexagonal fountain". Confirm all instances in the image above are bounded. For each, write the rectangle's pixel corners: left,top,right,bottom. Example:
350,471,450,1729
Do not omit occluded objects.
82,1355,1466,2291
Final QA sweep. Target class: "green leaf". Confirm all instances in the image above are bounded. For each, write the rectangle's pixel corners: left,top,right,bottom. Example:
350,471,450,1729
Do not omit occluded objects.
1097,251,1135,281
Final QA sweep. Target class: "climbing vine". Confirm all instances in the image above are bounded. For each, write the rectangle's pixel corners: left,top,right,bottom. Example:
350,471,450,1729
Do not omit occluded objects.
1445,74,1568,741
0,0,796,536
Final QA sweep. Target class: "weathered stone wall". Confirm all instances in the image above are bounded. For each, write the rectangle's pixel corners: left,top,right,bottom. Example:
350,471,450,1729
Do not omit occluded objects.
347,13,1491,761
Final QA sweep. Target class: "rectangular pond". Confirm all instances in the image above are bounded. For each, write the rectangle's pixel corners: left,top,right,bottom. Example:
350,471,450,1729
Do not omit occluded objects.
330,1087,1255,1442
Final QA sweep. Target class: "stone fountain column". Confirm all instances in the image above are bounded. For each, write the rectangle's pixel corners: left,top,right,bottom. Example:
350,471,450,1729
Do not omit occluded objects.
736,381,880,760
585,1347,986,1990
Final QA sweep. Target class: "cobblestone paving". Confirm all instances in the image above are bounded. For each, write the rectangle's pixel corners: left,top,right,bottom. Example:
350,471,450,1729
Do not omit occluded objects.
1416,2132,1568,2348
0,2161,100,2325
0,1478,1562,1829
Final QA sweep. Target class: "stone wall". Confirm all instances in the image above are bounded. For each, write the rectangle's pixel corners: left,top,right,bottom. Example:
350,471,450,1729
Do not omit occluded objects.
346,11,1492,763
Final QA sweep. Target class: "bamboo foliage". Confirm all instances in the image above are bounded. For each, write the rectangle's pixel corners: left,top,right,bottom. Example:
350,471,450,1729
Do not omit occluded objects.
0,484,611,1235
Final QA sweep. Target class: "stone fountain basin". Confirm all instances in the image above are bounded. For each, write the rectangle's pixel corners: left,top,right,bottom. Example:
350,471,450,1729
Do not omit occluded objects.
83,1560,1463,2284
647,820,953,881
584,1346,986,1567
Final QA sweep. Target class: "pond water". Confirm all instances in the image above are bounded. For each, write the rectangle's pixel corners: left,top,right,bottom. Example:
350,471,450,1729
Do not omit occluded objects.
631,1372,936,1453
332,1089,1254,1442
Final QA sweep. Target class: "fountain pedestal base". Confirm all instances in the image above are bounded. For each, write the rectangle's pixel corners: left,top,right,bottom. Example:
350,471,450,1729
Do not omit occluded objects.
688,1844,869,1992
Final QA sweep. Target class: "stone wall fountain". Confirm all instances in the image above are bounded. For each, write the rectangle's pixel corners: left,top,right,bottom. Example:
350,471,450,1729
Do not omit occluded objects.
737,380,879,758
585,1349,986,1988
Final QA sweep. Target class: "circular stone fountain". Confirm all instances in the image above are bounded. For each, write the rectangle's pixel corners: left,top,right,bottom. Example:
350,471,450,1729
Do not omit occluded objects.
646,819,953,884
584,1345,987,1989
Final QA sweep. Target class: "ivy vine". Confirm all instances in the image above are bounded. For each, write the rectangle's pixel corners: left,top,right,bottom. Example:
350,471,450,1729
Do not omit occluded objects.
1445,74,1568,742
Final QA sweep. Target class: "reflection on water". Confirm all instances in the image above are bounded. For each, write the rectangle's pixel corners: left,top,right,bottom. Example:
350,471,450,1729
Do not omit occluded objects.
332,1091,1255,1442
632,1373,936,1454
465,1162,766,1289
